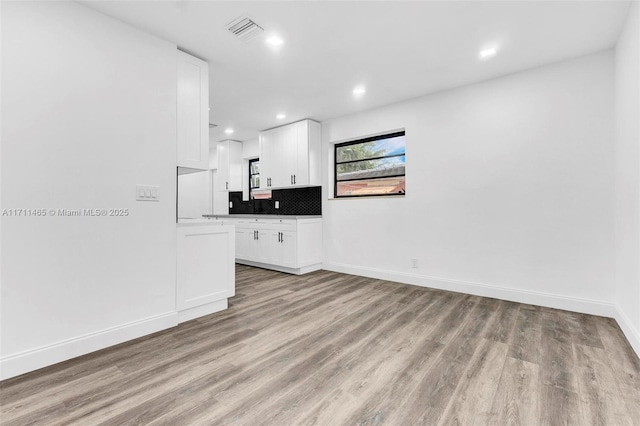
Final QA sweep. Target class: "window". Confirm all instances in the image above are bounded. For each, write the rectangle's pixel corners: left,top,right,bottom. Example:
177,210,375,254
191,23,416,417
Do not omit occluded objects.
334,131,406,198
249,159,260,199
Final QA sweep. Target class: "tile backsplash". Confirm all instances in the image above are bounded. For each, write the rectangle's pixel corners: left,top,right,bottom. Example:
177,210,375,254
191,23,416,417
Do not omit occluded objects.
228,186,321,216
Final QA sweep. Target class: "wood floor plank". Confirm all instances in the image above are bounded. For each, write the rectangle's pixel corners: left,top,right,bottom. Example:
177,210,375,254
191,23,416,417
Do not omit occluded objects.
484,299,520,344
539,384,584,426
441,297,500,365
540,309,579,393
567,312,605,349
508,306,542,364
596,317,640,423
488,357,540,426
1,265,639,425
573,343,634,425
438,338,509,425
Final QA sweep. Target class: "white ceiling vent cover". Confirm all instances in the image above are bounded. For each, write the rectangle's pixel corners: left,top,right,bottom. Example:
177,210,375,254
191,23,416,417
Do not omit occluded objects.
226,16,264,41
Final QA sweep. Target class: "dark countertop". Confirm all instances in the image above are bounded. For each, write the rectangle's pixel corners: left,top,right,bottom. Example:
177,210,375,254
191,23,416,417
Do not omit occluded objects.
202,214,322,220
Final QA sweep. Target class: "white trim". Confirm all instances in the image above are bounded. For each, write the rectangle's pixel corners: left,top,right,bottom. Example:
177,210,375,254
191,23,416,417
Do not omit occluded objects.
0,312,178,381
178,299,228,323
614,305,640,358
323,262,617,317
236,260,322,275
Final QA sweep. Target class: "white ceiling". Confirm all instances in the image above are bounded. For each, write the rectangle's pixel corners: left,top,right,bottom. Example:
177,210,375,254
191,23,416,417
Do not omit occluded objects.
81,1,631,143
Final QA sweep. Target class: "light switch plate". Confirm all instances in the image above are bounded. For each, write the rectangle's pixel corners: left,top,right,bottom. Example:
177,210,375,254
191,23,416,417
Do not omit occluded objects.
136,184,160,202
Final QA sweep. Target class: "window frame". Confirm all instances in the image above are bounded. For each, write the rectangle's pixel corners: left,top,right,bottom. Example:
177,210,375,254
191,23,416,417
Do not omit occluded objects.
249,158,260,199
333,130,406,199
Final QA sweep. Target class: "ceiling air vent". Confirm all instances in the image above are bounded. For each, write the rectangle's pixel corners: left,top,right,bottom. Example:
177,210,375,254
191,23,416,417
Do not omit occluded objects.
226,16,264,41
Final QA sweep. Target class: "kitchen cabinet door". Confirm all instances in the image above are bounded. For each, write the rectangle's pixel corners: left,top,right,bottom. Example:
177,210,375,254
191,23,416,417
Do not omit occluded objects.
176,224,235,312
268,127,290,188
216,140,242,191
211,171,230,215
255,227,271,264
235,227,251,260
277,125,298,187
177,51,209,171
259,131,274,189
270,230,297,268
292,120,310,186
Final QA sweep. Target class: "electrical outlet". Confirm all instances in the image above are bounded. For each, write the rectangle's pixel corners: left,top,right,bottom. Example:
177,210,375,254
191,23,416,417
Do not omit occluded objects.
411,259,418,268
275,201,280,209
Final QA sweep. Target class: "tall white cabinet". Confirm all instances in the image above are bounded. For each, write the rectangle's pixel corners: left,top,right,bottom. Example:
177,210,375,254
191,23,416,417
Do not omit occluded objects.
177,50,209,171
259,119,321,189
175,50,235,324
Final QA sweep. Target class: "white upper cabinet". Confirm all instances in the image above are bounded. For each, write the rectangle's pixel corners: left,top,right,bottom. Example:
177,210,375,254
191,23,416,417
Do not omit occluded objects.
216,140,242,191
259,119,321,189
211,170,230,215
177,50,209,171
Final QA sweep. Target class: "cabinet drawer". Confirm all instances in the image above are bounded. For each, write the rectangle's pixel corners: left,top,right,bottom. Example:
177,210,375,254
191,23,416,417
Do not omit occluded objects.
270,220,296,232
235,218,269,227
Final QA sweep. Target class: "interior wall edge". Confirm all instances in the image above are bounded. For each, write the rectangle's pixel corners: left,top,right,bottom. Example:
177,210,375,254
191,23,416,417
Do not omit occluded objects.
0,311,179,381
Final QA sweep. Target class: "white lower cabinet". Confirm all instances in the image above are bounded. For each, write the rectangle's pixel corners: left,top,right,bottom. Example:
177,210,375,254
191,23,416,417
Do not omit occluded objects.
230,217,321,274
235,227,251,260
269,223,297,269
177,223,235,323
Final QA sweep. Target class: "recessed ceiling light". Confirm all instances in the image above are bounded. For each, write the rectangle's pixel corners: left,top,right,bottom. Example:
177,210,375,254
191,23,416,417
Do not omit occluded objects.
224,128,234,135
266,36,283,47
353,86,366,96
276,113,286,120
479,47,497,59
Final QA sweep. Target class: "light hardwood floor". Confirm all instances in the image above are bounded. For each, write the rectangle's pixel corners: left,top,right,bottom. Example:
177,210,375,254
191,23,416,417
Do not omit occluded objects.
1,265,639,425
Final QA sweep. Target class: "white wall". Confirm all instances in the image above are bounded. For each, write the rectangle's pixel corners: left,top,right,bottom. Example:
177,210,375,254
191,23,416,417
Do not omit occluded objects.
322,51,616,316
614,2,640,355
178,171,211,219
1,1,178,379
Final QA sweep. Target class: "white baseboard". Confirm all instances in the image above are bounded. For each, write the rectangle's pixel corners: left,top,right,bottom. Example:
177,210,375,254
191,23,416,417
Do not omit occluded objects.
236,260,322,275
614,305,640,358
324,262,640,358
323,263,617,317
0,311,178,381
178,299,228,324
